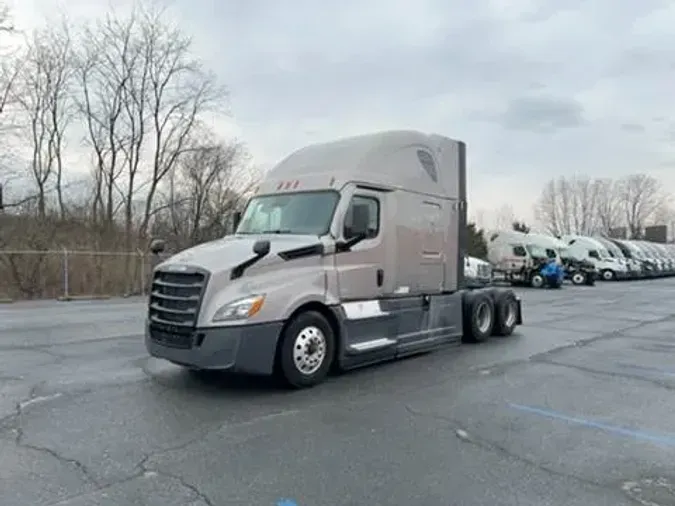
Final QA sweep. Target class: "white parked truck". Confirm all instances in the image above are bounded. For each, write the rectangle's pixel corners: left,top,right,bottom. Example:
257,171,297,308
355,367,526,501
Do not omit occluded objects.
146,130,523,388
487,229,563,287
561,235,629,281
465,256,492,287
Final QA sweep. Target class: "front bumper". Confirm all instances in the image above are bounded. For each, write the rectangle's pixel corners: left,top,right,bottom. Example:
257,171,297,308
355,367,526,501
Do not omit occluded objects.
614,270,631,280
145,320,283,374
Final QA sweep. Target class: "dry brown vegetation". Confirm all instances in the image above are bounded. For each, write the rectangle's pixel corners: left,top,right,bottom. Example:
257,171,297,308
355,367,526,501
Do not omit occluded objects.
0,3,260,300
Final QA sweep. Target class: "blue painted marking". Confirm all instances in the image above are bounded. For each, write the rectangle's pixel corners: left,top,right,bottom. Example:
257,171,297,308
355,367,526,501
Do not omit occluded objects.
276,499,298,506
508,403,675,448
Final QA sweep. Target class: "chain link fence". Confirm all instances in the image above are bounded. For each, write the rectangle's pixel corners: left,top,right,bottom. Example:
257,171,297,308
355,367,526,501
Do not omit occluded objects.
0,249,168,301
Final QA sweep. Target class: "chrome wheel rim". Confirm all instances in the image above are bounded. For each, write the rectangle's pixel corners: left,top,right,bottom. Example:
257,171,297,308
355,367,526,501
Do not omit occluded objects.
504,301,517,328
476,302,492,334
293,326,326,375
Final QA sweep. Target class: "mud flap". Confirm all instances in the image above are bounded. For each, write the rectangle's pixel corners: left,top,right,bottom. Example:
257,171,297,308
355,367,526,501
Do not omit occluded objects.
516,298,523,325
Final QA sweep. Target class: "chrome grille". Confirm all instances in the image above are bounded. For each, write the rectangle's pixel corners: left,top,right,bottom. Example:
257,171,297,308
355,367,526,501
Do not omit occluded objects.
148,268,208,348
477,264,492,279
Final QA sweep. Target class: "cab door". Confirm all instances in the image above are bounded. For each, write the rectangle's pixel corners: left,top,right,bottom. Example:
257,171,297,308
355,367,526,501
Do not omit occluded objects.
334,186,391,301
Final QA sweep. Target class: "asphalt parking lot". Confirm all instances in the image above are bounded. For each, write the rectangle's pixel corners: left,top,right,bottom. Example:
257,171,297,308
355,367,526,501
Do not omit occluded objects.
2,279,675,506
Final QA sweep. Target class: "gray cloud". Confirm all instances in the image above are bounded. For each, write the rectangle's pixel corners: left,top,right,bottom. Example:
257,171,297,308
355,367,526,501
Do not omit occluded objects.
498,96,587,132
15,0,675,223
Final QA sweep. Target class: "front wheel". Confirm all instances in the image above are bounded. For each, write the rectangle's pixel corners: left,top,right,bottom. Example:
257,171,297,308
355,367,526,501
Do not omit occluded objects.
601,269,615,281
277,311,335,389
530,273,545,288
571,272,586,285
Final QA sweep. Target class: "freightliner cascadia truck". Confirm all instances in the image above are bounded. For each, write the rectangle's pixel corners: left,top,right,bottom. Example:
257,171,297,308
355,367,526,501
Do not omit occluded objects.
146,130,524,388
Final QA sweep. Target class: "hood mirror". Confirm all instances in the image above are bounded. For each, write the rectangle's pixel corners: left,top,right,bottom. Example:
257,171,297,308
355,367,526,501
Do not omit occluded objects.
150,239,166,254
253,239,270,257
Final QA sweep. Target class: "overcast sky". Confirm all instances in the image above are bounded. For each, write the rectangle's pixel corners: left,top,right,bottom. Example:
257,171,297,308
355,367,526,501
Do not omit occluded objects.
11,0,675,227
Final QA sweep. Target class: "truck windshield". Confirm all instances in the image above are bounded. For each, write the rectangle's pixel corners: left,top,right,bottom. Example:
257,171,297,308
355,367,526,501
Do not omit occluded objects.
526,245,547,258
628,245,644,258
597,247,612,259
604,244,624,258
237,190,340,236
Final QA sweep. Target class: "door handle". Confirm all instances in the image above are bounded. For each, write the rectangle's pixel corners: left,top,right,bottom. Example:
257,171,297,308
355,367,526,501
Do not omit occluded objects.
376,268,384,287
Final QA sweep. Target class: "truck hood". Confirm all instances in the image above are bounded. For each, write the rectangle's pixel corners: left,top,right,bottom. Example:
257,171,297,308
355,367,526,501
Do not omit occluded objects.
157,234,323,274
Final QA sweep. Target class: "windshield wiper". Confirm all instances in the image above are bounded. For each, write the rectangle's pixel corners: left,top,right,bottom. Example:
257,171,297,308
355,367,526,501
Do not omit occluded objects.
261,229,293,234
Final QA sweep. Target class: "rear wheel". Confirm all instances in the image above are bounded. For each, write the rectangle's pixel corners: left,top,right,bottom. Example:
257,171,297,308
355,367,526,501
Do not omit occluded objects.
462,292,494,343
277,311,335,389
492,291,518,337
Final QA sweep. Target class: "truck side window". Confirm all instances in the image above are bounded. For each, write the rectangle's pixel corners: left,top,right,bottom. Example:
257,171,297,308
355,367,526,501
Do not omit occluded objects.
343,195,380,239
588,250,600,259
512,245,527,257
417,150,438,182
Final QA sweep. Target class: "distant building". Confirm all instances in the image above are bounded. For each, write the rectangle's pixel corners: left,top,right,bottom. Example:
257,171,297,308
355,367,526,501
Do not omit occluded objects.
644,225,668,243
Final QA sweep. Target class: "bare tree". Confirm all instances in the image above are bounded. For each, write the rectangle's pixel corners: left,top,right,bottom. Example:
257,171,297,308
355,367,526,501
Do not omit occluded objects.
0,4,21,131
75,6,227,245
593,178,622,234
0,4,12,32
619,174,665,239
493,204,516,231
152,132,258,249
535,175,602,236
569,176,601,235
76,14,135,228
535,177,568,236
137,7,227,239
13,24,75,217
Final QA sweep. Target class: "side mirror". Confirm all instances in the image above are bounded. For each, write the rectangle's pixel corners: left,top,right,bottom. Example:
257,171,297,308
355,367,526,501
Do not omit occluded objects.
252,239,270,257
150,239,166,255
233,211,242,232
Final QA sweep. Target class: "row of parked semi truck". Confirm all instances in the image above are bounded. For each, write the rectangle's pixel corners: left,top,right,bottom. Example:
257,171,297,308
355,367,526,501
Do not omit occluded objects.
465,230,675,288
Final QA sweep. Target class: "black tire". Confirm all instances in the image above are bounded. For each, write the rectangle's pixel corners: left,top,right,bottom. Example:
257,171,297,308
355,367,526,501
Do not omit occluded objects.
547,276,562,288
601,269,615,281
277,311,335,389
571,272,586,285
492,290,518,337
530,272,545,288
462,292,495,343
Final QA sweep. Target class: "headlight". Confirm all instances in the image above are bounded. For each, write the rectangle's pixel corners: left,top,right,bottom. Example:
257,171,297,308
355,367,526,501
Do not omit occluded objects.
212,295,265,322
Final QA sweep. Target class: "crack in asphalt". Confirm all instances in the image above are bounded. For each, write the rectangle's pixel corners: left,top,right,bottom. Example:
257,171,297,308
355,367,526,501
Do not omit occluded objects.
10,397,217,506
9,385,101,488
6,380,251,506
468,316,674,378
403,404,610,490
138,466,215,506
533,359,675,391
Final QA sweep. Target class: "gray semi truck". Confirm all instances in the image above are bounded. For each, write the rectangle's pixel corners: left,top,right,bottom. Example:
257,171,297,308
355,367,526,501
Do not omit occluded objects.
145,130,523,388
